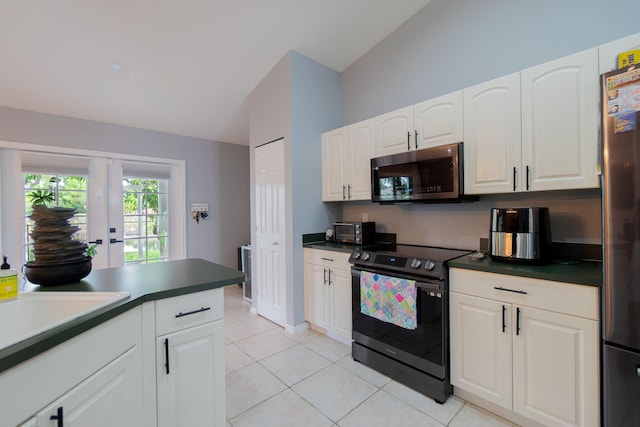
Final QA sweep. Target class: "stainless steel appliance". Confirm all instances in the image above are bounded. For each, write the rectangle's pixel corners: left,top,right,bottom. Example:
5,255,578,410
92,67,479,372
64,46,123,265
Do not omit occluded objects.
601,64,640,427
489,207,552,264
371,143,477,203
333,221,376,245
349,244,471,403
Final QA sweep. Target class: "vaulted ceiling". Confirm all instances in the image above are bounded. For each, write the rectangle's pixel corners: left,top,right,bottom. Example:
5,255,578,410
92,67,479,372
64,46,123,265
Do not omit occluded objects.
0,0,430,145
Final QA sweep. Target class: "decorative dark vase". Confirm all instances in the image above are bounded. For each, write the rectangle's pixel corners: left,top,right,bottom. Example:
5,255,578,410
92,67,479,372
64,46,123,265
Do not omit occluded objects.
25,205,92,286
24,256,92,286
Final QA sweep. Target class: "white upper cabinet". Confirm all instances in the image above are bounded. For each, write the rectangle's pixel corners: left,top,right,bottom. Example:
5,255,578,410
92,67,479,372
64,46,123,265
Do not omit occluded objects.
464,48,599,194
321,126,348,201
599,31,640,74
373,93,463,157
322,119,373,202
374,105,415,156
463,72,522,194
521,47,599,192
414,90,464,150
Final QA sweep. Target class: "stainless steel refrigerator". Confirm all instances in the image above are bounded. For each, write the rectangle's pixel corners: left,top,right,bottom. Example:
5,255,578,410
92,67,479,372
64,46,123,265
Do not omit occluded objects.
602,63,640,427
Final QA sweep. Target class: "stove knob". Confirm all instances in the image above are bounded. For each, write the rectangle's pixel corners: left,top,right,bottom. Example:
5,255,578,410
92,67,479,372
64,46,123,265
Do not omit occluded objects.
361,252,371,261
410,259,422,269
352,251,361,260
424,261,435,271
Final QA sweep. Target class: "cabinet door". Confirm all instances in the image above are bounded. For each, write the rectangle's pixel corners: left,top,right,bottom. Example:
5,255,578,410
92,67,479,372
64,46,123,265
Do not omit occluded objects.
157,320,225,427
328,267,352,345
450,292,513,409
521,48,599,192
304,262,330,330
346,118,374,201
463,72,522,194
513,306,599,427
37,347,142,427
414,91,463,149
322,127,348,201
374,105,415,156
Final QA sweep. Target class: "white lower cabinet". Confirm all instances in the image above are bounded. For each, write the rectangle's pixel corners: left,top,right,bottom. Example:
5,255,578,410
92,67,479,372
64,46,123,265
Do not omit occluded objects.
450,268,599,427
153,288,225,427
304,248,352,345
36,346,141,427
1,308,143,427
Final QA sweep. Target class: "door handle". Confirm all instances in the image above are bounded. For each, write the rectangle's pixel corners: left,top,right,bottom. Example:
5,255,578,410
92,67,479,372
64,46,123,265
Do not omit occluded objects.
110,238,124,244
164,338,170,374
50,406,63,427
328,269,332,285
347,185,352,199
407,131,411,150
502,305,506,333
526,165,530,190
513,167,517,192
516,307,521,336
323,268,328,284
414,130,418,149
342,185,346,200
88,239,103,245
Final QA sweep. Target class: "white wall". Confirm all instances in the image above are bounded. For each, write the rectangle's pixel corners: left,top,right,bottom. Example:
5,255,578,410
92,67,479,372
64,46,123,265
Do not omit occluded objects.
337,0,639,247
0,106,250,268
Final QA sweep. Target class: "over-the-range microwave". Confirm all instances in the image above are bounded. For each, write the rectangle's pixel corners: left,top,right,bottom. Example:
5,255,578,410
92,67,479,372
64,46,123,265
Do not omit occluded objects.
371,143,477,204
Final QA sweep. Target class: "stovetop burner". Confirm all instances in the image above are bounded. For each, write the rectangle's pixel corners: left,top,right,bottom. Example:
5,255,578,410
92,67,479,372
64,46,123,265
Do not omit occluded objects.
349,244,472,280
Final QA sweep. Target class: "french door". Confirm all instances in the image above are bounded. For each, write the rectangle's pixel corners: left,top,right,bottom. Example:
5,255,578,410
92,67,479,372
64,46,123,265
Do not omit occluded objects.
1,147,185,273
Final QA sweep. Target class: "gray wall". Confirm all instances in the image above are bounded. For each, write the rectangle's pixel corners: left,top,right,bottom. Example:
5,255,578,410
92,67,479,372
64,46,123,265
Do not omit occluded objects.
249,51,342,329
338,0,640,247
0,106,250,268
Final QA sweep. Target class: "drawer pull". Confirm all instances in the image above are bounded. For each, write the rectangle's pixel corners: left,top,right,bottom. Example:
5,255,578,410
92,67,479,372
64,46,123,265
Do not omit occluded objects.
175,306,211,318
320,257,334,262
494,286,528,295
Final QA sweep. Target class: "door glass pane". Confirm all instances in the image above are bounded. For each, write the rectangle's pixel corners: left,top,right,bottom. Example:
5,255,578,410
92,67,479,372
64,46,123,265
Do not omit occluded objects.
123,178,169,264
23,174,88,263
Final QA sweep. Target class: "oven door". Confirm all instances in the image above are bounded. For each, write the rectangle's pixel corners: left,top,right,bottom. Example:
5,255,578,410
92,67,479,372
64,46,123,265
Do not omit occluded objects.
351,266,447,380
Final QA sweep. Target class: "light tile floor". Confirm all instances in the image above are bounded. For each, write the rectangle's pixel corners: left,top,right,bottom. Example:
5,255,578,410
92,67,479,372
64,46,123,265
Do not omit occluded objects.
224,285,518,427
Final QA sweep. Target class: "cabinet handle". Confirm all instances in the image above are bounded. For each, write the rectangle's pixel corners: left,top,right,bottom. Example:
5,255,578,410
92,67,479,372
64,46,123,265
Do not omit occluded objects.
414,130,418,149
516,307,521,336
175,306,211,318
526,165,530,190
513,167,517,192
328,269,332,285
164,338,170,374
50,406,63,427
347,185,352,199
407,131,411,150
323,268,327,285
493,286,528,295
502,305,506,333
342,185,346,200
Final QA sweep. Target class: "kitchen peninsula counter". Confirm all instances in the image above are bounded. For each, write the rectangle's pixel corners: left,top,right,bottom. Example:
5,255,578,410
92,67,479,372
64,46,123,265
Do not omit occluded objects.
0,258,244,373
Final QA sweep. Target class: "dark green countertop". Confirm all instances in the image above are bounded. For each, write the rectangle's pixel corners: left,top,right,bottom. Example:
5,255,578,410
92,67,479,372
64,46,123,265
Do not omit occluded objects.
303,241,361,253
0,258,244,374
448,253,602,287
305,238,602,287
